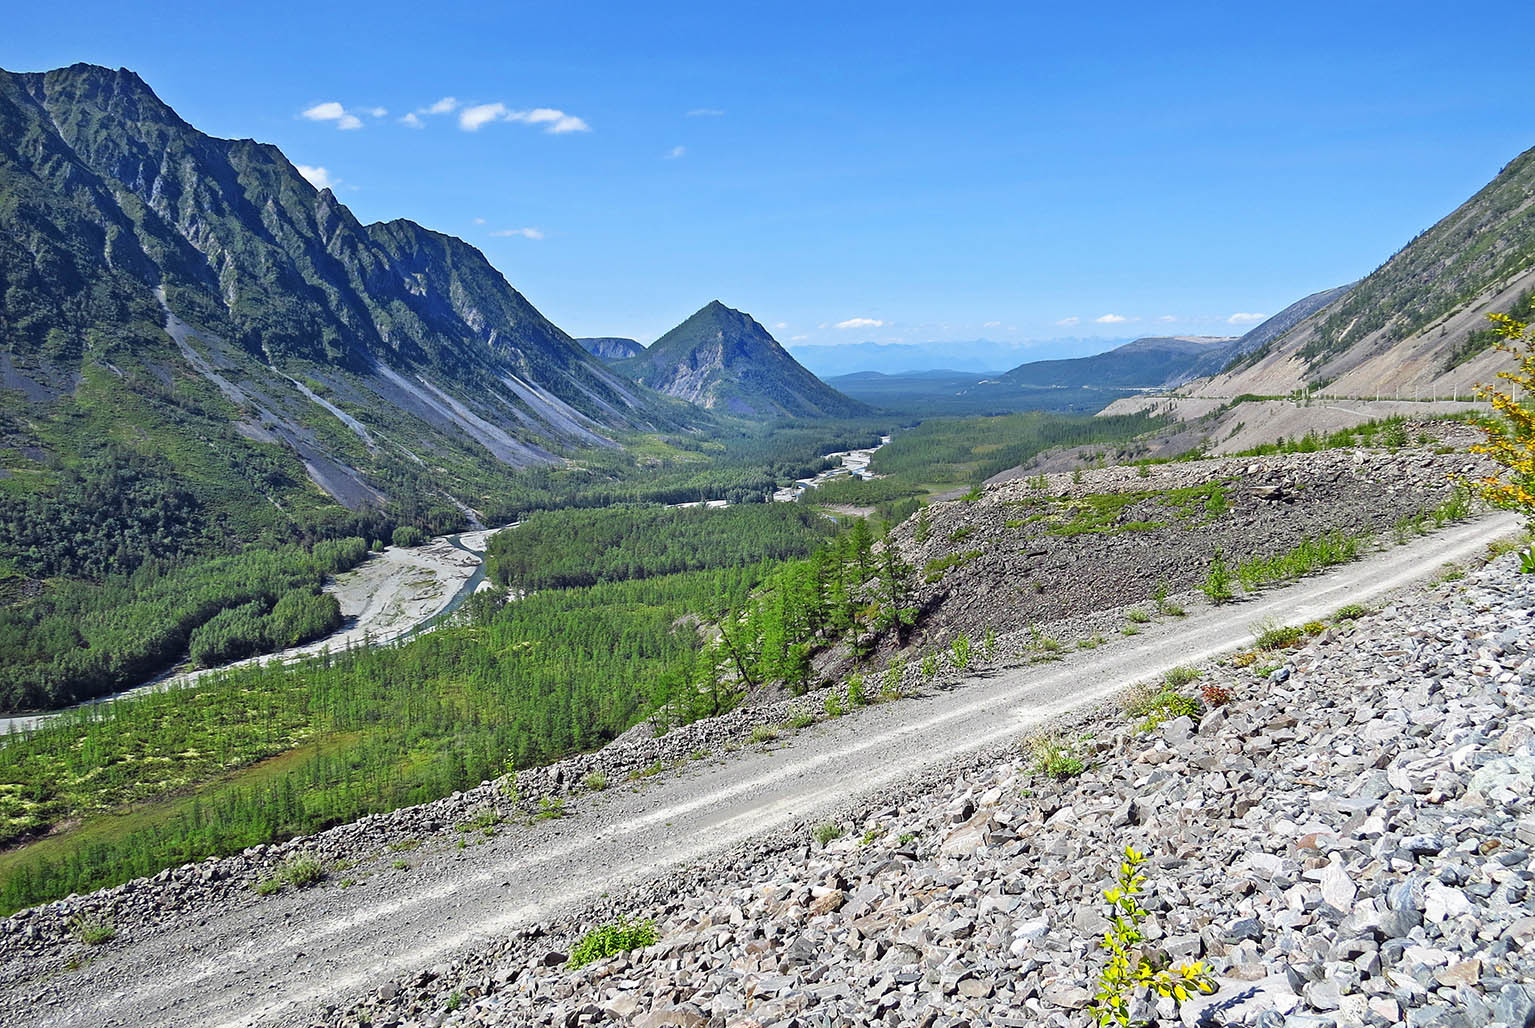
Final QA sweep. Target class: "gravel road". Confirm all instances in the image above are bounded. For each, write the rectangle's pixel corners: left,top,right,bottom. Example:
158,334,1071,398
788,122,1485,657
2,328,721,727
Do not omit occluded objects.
10,512,1521,1028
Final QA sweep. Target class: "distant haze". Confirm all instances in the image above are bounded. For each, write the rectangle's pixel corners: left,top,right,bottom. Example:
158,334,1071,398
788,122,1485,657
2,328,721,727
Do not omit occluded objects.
788,338,1131,378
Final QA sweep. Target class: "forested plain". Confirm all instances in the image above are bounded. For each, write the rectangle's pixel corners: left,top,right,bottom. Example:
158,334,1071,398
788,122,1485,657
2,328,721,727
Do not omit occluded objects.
0,501,908,912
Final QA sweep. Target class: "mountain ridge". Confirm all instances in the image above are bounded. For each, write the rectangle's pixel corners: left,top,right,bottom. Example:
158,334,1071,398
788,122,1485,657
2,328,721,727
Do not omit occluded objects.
0,62,687,524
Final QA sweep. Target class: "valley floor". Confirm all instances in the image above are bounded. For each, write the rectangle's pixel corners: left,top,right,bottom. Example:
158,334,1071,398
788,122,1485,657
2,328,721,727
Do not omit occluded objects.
0,512,1521,1027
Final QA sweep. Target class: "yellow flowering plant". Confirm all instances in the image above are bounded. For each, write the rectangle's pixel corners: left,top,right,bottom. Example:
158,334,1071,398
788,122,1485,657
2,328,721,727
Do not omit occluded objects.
1467,314,1535,570
1090,846,1216,1028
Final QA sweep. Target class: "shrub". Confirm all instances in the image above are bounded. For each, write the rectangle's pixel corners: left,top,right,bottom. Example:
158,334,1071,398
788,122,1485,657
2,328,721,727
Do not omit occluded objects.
881,658,906,700
1123,684,1200,730
786,709,817,729
69,913,115,946
920,652,938,680
534,796,568,821
583,772,608,791
823,691,845,718
1163,666,1199,688
813,822,844,848
254,875,282,896
281,854,324,888
567,918,658,969
1126,609,1151,624
846,673,867,706
1253,620,1303,651
1199,682,1232,707
950,634,972,670
1031,735,1086,779
1202,552,1234,603
1333,603,1367,621
749,725,779,745
1090,846,1215,1025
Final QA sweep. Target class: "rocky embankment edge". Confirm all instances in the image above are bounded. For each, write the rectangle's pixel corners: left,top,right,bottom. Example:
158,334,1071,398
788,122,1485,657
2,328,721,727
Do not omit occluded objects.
333,547,1534,1028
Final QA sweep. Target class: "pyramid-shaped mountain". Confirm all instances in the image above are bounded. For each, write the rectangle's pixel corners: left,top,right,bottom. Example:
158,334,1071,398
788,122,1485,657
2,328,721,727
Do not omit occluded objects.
618,302,870,419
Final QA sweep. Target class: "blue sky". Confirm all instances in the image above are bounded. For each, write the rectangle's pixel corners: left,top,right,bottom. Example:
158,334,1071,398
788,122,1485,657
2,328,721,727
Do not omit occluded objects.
6,1,1534,354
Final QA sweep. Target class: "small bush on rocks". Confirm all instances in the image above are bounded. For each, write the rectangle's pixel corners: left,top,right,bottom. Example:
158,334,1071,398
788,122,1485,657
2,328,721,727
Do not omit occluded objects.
281,854,324,888
1163,666,1199,688
813,822,844,848
1091,846,1215,1027
582,772,607,791
1123,684,1200,730
1333,603,1368,620
1030,735,1086,779
68,913,115,946
1199,681,1232,707
567,918,658,969
1253,620,1304,650
749,725,779,745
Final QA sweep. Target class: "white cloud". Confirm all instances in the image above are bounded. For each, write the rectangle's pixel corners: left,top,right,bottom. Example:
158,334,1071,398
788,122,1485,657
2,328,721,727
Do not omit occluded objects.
837,317,884,329
1055,316,1080,327
490,227,544,240
790,334,809,341
773,322,788,329
687,107,725,117
425,97,458,115
1095,314,1129,324
367,107,388,118
459,103,590,134
301,101,346,122
472,217,486,225
400,112,424,128
1158,314,1178,322
982,321,1001,328
664,145,686,159
460,102,510,131
510,107,590,133
302,101,366,131
296,164,339,190
1227,312,1268,324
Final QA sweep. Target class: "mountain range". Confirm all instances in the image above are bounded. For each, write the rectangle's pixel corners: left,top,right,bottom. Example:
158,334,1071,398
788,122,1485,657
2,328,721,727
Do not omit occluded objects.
1194,149,1535,396
615,301,869,419
0,64,868,536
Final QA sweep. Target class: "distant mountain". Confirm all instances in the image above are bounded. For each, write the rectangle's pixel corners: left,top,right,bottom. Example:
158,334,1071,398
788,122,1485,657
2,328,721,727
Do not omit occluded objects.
1001,336,1239,391
617,301,870,419
0,63,683,523
789,338,1126,377
826,370,1136,417
1197,149,1535,396
577,337,645,361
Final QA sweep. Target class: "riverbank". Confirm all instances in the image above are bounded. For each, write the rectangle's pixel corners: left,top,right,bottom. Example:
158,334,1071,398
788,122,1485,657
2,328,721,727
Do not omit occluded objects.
0,526,509,735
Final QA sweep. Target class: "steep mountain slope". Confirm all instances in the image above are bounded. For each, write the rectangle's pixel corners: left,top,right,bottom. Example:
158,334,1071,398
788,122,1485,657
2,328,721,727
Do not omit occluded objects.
1200,148,1535,396
577,337,645,361
1000,335,1239,390
616,301,870,418
0,63,679,527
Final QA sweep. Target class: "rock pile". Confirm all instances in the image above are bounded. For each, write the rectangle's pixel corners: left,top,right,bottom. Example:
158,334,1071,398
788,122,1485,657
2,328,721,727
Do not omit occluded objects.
900,442,1489,641
339,547,1533,1028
